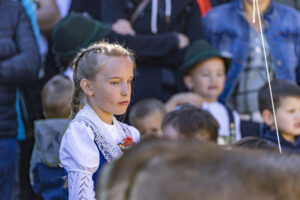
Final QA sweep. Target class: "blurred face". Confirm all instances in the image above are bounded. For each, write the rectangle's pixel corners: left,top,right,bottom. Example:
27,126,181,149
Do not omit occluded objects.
276,97,300,141
87,56,134,122
134,110,163,137
183,58,225,102
162,124,180,140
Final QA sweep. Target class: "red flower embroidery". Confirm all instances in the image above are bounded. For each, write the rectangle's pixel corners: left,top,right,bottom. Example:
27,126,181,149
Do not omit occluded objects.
118,136,135,152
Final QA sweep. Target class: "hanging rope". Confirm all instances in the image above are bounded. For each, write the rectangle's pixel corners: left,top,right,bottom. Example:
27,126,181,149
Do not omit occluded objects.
252,0,282,153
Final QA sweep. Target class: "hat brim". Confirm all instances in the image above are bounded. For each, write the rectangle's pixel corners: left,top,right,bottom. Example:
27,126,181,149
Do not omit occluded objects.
52,21,111,58
179,50,231,78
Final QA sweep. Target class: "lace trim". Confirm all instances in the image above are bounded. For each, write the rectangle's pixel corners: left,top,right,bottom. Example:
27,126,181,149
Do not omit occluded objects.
68,171,95,200
72,105,133,163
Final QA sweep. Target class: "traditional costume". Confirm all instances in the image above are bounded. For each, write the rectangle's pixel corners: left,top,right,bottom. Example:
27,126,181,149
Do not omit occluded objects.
59,104,140,199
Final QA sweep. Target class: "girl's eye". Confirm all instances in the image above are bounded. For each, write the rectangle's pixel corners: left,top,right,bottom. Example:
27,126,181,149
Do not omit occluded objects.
287,109,295,113
110,81,120,85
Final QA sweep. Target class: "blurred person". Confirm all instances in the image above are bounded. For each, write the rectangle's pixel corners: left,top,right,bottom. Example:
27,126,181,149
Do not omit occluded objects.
232,136,277,151
0,0,40,199
129,98,166,137
101,0,204,103
162,104,219,142
166,40,241,145
258,80,300,152
29,75,72,199
204,0,300,123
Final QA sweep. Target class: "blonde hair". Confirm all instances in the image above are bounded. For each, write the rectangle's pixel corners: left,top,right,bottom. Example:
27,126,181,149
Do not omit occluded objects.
42,74,73,119
71,41,135,118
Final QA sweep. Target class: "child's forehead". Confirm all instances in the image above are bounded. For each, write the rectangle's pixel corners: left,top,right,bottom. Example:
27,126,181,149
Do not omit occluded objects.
279,96,300,108
191,57,225,72
100,56,134,76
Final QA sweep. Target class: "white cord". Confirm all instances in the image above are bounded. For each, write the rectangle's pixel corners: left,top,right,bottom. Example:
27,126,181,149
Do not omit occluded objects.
253,0,282,153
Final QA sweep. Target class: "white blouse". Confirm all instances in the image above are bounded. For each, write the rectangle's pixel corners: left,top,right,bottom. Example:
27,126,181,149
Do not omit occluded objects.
59,105,140,200
202,102,241,143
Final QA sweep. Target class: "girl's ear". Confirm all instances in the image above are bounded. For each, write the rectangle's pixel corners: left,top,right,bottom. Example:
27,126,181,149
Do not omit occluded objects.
261,110,274,127
183,75,194,90
80,79,94,97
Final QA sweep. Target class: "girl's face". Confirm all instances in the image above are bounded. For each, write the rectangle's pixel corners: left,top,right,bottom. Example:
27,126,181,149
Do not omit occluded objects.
88,56,134,121
184,57,226,102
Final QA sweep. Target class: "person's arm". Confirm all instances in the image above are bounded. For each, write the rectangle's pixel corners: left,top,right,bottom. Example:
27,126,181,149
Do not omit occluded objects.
0,5,40,84
59,121,99,200
165,92,203,112
108,31,179,58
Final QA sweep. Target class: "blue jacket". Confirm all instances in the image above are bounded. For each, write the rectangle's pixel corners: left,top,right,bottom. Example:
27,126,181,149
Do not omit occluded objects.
260,124,300,153
203,0,300,104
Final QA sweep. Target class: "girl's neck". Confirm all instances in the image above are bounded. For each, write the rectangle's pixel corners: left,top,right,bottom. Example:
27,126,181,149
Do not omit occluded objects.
88,103,114,125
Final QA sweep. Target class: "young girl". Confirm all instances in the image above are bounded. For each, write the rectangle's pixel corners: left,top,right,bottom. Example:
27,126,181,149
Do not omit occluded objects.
59,42,140,199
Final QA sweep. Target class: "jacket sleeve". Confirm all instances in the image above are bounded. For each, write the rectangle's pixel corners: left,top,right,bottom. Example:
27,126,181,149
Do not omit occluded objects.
108,31,179,58
0,4,40,84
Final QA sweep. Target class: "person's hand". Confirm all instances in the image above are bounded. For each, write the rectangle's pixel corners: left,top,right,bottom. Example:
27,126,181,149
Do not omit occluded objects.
165,92,203,112
177,33,190,49
112,19,136,36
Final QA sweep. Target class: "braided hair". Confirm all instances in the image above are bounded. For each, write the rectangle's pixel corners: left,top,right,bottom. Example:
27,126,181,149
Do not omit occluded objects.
70,42,135,118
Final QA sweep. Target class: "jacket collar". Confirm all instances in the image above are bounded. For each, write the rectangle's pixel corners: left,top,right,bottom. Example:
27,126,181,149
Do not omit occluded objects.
261,124,300,150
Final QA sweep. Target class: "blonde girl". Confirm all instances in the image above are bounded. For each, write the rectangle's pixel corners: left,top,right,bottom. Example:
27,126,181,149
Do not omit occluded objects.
59,42,140,200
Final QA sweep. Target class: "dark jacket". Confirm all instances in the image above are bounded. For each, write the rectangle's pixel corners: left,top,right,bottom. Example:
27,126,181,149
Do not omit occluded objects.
0,0,40,138
260,124,300,153
102,0,203,102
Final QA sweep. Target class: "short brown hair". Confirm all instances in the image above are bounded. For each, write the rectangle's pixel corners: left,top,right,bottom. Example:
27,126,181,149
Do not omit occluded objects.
129,98,166,125
41,75,73,118
258,80,300,113
162,104,219,141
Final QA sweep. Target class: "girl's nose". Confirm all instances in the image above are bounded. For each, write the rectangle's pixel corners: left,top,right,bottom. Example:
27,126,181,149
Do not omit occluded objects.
121,83,129,96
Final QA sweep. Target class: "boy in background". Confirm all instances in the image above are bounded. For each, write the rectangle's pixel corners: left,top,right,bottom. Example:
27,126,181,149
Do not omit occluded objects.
30,75,73,199
129,98,166,137
166,40,241,145
258,80,300,152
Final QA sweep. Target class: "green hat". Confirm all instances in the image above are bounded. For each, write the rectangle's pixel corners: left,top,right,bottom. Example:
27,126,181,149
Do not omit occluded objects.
52,13,112,64
179,40,231,77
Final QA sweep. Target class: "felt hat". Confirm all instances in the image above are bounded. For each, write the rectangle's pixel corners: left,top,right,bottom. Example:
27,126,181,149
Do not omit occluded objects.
52,13,111,64
179,40,231,77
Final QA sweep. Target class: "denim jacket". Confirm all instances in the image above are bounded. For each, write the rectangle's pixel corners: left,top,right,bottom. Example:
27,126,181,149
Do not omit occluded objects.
203,0,300,104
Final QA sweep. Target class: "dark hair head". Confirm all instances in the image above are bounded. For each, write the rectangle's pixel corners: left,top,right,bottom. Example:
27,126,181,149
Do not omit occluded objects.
161,104,219,141
129,98,166,125
41,75,73,118
71,41,135,118
233,136,278,151
258,80,300,113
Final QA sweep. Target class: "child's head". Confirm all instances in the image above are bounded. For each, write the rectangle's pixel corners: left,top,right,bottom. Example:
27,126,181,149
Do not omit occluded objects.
41,75,73,118
161,104,219,142
258,80,300,140
129,98,166,137
233,136,277,151
179,40,230,102
71,42,136,120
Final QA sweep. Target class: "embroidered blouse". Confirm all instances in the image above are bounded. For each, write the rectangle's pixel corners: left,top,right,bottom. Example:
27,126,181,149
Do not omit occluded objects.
59,105,140,200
